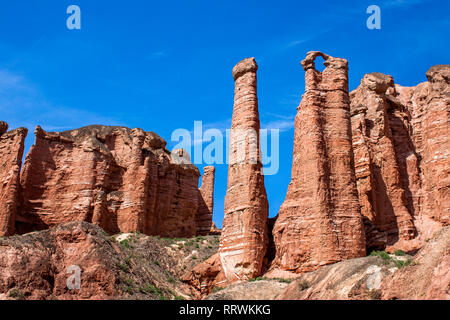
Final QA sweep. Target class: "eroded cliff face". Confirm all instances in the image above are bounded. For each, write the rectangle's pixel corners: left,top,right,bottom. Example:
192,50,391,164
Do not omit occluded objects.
350,65,449,251
0,122,27,237
17,125,201,238
396,65,449,227
271,51,366,274
350,73,416,249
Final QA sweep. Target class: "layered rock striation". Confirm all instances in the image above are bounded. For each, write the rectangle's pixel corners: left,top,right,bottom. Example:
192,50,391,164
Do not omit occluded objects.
350,65,449,251
350,73,416,249
220,57,269,281
272,51,366,273
0,122,27,237
16,125,202,238
395,65,449,227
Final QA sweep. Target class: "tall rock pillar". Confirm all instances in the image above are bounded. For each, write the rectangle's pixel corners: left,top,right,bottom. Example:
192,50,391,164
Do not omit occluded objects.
196,166,215,236
272,51,366,273
220,57,269,281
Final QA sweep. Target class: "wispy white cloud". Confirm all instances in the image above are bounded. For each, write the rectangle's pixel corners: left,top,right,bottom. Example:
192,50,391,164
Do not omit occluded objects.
261,118,295,132
148,50,167,60
281,28,333,53
0,69,123,132
382,0,426,7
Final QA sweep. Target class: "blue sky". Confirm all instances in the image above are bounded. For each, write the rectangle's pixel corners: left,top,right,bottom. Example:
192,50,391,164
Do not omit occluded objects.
0,0,448,228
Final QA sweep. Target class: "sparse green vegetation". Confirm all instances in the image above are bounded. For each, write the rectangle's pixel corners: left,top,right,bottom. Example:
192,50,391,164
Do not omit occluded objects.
395,258,412,269
370,250,392,260
248,276,264,282
125,285,134,295
369,289,381,300
212,286,223,293
139,283,166,300
167,276,175,284
274,278,292,284
394,250,406,256
174,295,185,300
195,236,206,242
118,262,130,273
9,289,24,300
119,239,131,249
298,280,309,291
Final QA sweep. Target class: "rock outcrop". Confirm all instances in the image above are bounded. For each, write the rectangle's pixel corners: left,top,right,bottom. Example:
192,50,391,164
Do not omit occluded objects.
350,73,416,249
196,166,215,236
0,221,220,300
272,51,366,273
17,125,200,238
395,65,449,227
0,122,27,236
381,226,450,300
220,57,269,281
181,253,227,298
350,65,449,251
278,255,395,300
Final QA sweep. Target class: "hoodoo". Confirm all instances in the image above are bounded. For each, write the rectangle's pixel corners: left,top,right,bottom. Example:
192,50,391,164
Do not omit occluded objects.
272,51,366,273
219,57,269,281
196,166,216,236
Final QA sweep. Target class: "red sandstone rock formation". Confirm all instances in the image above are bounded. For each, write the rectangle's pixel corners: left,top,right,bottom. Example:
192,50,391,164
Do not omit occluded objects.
350,73,416,249
395,65,449,227
17,125,200,238
181,253,227,298
0,222,120,299
272,51,366,274
196,166,215,236
350,65,449,251
220,57,269,282
0,122,27,237
381,226,450,300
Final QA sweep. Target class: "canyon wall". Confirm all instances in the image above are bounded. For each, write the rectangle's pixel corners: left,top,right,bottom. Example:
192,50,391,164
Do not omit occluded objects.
272,51,366,274
14,125,210,238
350,73,416,249
350,65,449,251
0,122,27,236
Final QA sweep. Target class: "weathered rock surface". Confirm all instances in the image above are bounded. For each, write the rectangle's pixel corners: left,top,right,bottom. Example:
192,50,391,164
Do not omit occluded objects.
279,256,395,300
272,51,366,274
350,65,449,251
220,57,269,282
0,221,220,300
382,226,450,300
350,73,416,249
0,122,27,236
181,253,227,298
0,222,122,300
395,65,449,227
196,166,215,236
206,279,289,300
17,125,200,238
